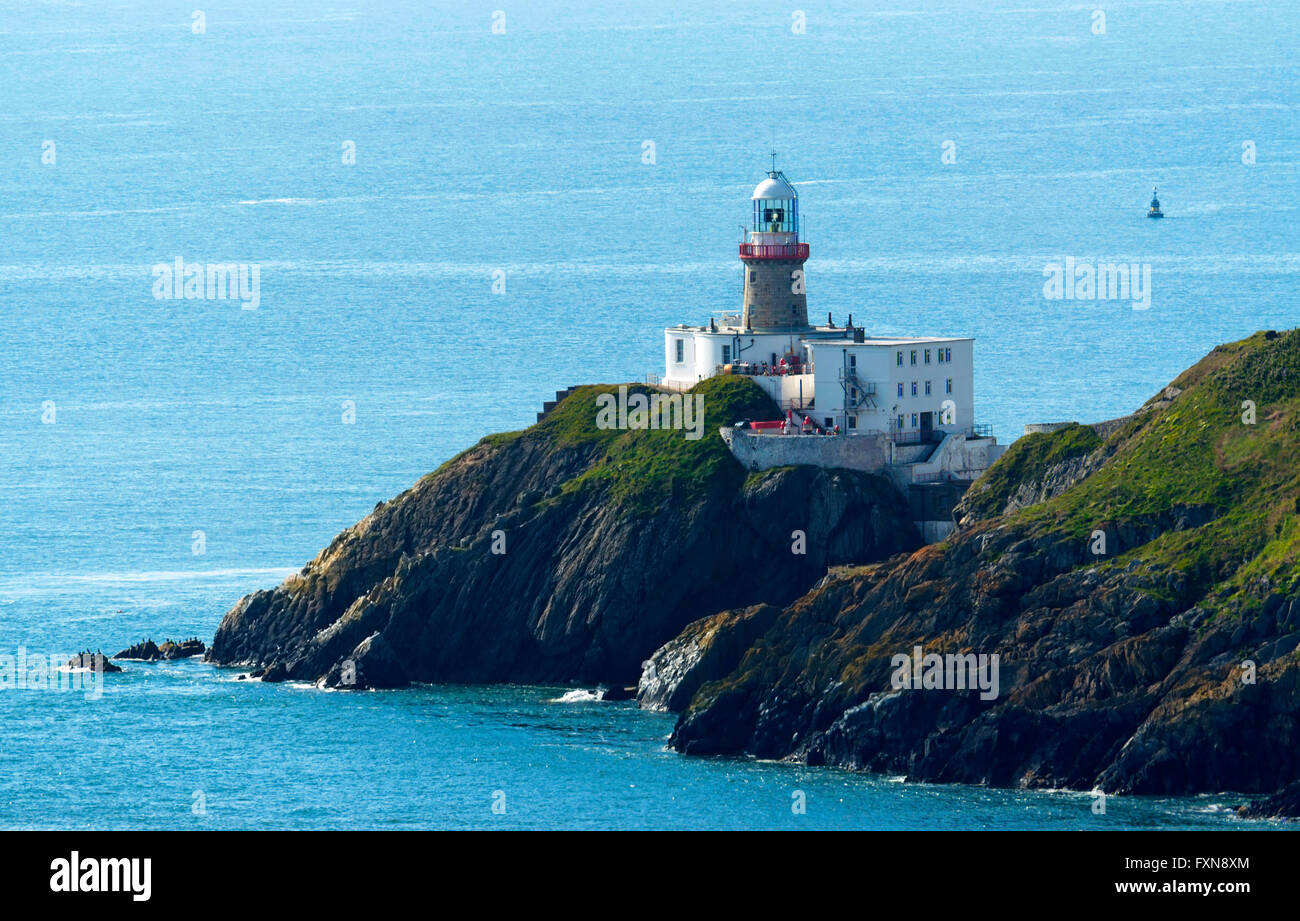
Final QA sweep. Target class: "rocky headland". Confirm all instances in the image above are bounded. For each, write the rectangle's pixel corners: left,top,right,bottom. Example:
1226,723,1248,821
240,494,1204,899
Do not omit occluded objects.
207,377,919,688
656,330,1300,809
207,328,1300,814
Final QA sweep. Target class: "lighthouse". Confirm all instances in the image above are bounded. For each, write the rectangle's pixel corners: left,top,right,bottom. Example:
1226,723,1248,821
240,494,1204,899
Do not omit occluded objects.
660,163,979,446
740,169,810,331
653,163,1003,541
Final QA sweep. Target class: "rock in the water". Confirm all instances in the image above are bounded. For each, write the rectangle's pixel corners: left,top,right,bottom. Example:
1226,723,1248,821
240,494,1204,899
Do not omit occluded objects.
258,662,288,683
113,639,161,661
66,652,121,673
159,638,205,659
114,637,205,661
1238,781,1300,819
321,633,409,690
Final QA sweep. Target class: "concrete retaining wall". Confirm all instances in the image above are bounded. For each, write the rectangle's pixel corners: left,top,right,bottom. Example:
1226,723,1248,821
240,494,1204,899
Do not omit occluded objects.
721,428,891,473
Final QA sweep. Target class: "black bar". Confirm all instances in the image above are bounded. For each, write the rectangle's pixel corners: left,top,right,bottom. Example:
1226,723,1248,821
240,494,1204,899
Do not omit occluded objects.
2,830,1285,908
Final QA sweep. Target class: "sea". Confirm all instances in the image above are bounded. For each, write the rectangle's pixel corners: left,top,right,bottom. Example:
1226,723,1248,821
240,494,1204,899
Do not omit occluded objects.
0,0,1295,829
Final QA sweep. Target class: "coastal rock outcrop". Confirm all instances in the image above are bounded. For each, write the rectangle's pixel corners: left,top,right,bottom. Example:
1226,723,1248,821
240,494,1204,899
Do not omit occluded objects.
321,633,409,690
114,638,206,661
208,377,920,688
114,640,161,661
66,653,122,673
637,602,782,711
663,330,1300,801
1238,781,1300,820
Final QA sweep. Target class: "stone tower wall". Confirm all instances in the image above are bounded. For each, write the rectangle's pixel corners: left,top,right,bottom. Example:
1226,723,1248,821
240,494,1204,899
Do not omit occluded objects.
741,259,808,331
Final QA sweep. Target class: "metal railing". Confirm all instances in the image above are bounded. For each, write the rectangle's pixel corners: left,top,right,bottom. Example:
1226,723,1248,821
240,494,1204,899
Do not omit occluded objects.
913,470,978,485
890,429,943,445
911,471,949,483
837,371,876,392
646,374,695,393
739,242,810,260
729,363,810,377
891,424,992,444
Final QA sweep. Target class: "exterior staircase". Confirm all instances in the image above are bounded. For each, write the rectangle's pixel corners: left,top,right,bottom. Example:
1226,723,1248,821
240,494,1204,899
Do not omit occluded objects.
537,386,580,422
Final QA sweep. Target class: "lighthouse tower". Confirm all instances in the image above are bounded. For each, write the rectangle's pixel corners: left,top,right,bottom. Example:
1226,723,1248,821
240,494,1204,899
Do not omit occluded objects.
740,168,810,331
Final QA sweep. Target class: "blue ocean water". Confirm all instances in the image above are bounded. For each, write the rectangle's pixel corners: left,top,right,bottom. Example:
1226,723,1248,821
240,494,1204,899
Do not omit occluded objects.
0,0,1295,829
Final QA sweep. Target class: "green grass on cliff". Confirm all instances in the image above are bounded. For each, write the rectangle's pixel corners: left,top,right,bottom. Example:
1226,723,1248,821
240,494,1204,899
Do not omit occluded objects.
547,377,780,514
430,376,780,516
961,423,1101,521
1007,330,1300,613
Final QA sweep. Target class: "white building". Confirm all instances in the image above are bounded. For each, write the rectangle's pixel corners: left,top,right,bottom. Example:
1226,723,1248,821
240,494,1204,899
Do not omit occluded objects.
806,336,974,439
659,168,985,443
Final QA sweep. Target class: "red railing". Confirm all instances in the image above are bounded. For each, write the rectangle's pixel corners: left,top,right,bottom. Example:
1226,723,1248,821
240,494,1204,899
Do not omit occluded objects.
739,243,809,260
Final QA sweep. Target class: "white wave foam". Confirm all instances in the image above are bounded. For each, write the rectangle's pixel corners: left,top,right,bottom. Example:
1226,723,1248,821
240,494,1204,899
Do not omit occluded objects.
549,688,605,703
233,198,323,206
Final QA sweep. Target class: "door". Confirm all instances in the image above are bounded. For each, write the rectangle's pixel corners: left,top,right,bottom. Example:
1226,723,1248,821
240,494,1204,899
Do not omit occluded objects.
920,411,933,440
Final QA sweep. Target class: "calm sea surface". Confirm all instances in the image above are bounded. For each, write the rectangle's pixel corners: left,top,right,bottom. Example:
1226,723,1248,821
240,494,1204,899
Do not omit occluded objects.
0,0,1295,828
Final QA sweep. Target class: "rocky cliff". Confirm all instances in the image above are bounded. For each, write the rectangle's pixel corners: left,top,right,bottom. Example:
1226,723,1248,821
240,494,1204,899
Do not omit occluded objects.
658,330,1300,803
207,377,920,687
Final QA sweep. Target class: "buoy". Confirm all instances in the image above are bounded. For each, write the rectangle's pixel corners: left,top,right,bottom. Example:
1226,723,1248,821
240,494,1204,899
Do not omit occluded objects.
1147,186,1164,219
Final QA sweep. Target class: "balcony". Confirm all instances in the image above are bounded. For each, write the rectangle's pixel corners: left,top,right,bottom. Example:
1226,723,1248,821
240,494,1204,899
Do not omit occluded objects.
739,242,809,260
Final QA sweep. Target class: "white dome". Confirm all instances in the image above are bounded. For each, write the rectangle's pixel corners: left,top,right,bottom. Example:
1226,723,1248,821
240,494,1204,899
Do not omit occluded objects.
751,174,796,200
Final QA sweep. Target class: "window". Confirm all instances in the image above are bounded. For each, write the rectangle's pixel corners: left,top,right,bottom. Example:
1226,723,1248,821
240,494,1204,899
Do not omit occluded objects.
675,339,684,364
910,350,917,366
911,413,919,428
911,381,918,396
896,351,903,366
896,382,904,397
946,348,952,362
925,381,932,395
937,349,945,364
850,388,858,402
848,417,857,429
824,417,833,429
946,378,952,394
849,355,856,370
897,415,905,430
722,345,731,364
924,349,931,365
749,271,756,283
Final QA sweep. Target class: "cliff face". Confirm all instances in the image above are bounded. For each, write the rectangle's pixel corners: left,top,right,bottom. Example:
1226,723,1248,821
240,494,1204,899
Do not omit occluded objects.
662,330,1300,799
208,377,920,687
